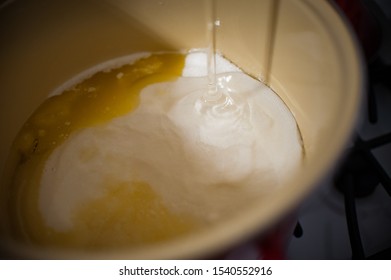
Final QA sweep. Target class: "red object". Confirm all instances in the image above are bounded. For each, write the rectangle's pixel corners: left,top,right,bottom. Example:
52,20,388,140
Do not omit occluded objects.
258,230,286,260
256,213,298,260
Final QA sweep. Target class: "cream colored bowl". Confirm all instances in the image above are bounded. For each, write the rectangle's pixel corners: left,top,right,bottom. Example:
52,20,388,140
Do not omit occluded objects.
0,0,363,259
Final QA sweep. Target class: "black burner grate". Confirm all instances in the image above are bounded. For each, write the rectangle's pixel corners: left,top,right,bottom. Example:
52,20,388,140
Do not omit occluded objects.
335,55,391,259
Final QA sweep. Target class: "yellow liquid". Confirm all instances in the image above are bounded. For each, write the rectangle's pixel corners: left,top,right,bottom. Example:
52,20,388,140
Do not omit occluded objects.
5,53,201,249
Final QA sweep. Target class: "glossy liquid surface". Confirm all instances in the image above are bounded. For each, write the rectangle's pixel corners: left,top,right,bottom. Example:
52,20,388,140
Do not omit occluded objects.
3,52,303,250
5,54,202,248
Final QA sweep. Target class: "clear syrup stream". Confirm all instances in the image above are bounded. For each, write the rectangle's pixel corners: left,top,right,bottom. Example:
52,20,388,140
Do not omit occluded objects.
264,0,280,86
204,0,220,102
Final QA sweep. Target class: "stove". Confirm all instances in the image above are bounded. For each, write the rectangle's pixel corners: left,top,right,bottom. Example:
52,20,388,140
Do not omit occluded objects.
0,0,389,261
286,0,391,260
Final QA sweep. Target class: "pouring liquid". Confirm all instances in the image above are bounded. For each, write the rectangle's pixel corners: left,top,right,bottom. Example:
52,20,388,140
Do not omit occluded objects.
205,0,219,101
2,0,303,249
199,0,243,121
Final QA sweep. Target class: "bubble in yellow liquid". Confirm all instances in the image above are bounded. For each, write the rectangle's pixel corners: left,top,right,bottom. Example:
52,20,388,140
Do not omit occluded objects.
5,53,201,249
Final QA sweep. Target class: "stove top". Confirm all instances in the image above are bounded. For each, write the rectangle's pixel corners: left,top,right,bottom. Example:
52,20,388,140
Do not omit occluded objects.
287,0,391,259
